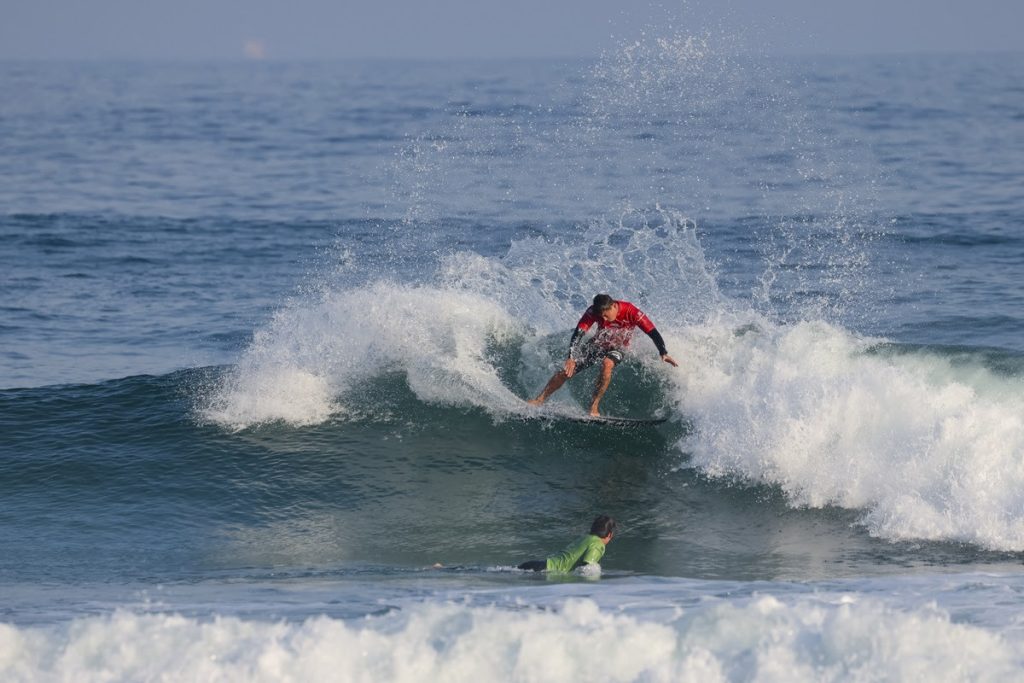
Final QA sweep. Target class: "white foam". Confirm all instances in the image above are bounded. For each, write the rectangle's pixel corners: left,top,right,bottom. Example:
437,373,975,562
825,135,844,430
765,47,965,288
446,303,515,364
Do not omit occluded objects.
2,595,1020,682
202,208,716,430
670,318,1024,550
201,283,527,429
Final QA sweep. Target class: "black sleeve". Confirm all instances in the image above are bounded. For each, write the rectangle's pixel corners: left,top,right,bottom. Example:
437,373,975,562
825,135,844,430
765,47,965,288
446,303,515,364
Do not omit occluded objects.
567,327,585,359
645,327,668,356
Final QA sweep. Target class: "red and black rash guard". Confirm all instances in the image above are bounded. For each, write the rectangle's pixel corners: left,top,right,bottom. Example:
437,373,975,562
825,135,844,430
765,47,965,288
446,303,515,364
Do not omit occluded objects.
567,300,669,359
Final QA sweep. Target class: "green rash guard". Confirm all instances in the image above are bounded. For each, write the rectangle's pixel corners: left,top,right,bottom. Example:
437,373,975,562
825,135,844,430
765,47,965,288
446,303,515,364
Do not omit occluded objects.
545,534,607,573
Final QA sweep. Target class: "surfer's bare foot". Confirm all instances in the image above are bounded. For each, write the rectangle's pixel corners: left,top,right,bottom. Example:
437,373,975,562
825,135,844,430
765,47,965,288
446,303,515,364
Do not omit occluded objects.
588,409,601,417
526,398,543,406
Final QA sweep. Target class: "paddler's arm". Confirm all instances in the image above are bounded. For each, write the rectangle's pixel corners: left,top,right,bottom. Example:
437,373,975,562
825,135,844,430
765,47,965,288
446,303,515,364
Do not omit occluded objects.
645,327,678,367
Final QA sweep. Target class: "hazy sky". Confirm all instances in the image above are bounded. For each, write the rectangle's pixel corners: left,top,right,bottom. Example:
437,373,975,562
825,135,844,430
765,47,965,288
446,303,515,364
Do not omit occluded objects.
2,0,1021,60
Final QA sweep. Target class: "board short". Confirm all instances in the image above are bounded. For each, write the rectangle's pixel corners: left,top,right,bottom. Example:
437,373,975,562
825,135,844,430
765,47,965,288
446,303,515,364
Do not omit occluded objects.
573,344,624,372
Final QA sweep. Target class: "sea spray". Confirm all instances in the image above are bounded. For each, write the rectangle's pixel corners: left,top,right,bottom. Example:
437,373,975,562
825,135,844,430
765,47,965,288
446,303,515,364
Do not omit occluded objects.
439,208,726,327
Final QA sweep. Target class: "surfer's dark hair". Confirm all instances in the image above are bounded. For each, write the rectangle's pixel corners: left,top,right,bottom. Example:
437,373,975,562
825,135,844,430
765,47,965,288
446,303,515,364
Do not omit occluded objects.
592,294,615,312
590,515,616,538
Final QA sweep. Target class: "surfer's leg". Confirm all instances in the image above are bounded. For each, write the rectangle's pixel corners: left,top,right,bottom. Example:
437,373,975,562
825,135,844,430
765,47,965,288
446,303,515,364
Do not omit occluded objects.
589,357,616,416
527,370,569,405
530,347,599,405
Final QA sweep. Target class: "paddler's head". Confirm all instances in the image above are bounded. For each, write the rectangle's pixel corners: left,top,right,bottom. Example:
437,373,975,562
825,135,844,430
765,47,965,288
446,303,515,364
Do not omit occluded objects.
590,515,616,543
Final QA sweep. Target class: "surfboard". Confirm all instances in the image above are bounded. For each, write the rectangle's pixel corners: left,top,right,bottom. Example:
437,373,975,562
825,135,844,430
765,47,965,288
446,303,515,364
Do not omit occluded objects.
525,409,666,427
567,414,666,427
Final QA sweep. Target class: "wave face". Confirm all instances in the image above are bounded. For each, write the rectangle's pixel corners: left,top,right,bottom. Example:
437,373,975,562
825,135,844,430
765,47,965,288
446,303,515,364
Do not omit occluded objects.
194,196,1024,553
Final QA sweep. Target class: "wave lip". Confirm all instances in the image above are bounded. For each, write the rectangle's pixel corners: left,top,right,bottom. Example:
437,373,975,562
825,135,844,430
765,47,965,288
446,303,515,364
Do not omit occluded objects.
200,283,526,430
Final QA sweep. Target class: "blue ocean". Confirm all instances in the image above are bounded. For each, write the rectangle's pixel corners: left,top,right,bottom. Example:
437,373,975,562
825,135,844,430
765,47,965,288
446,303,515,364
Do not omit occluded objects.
2,34,1024,680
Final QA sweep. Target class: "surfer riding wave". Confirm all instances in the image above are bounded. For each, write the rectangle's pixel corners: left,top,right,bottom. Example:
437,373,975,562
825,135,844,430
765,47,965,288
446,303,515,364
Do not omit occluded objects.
527,294,678,415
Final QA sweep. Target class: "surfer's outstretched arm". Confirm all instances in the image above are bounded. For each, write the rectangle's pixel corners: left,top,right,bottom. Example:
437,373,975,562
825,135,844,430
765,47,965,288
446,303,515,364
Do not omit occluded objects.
645,327,678,367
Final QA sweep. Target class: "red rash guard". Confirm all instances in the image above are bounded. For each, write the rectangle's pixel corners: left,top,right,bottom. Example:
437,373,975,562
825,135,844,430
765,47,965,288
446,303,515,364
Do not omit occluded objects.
568,300,668,358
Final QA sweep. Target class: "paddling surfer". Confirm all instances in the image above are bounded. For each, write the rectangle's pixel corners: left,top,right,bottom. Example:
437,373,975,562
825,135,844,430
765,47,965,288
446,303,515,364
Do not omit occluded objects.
527,294,678,416
518,515,616,573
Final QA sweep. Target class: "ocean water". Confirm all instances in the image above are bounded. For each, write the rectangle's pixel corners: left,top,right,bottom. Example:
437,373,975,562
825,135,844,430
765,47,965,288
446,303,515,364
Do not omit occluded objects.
2,36,1024,681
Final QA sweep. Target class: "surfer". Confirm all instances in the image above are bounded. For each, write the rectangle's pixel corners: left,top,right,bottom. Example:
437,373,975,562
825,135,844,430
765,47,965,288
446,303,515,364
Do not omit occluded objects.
527,294,678,416
518,515,616,573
